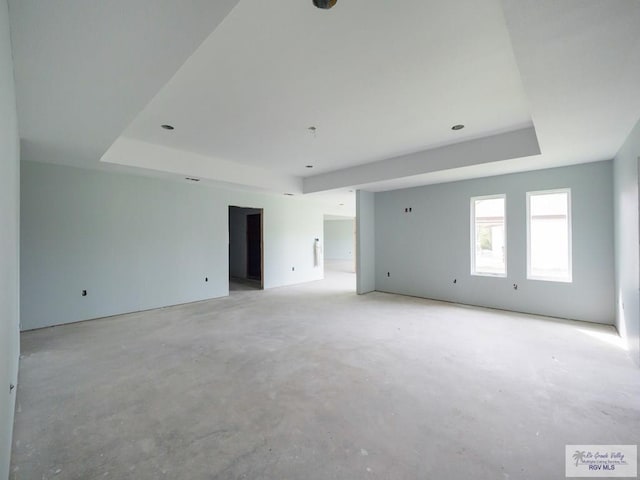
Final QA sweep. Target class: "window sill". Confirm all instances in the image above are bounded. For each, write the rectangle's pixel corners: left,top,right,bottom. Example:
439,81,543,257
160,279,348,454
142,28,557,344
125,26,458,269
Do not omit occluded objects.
471,272,507,278
527,276,572,283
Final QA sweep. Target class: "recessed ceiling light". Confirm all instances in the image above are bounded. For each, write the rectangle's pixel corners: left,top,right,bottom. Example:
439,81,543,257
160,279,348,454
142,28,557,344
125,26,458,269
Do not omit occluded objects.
185,177,200,182
339,203,344,206
284,193,295,196
161,124,175,130
451,124,465,131
306,165,314,169
313,0,337,8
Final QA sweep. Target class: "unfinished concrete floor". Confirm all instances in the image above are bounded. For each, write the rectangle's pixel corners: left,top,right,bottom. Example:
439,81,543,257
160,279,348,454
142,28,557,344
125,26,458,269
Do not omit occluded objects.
11,267,640,479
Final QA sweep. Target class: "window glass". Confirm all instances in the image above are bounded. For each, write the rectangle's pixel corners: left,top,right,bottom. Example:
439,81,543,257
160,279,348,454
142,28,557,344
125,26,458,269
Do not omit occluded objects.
527,190,572,282
471,195,506,276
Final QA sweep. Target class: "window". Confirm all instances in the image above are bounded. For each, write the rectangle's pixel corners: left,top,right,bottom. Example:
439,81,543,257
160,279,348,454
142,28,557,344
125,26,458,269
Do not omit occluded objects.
471,195,506,276
527,189,572,282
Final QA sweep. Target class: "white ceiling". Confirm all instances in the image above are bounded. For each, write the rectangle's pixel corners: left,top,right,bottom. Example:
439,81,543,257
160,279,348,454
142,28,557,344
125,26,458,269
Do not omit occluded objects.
122,0,532,177
8,0,640,208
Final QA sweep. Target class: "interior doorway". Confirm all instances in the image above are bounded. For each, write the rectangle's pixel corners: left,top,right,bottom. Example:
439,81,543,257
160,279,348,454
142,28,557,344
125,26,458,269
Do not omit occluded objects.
246,213,262,281
323,215,356,274
229,206,264,290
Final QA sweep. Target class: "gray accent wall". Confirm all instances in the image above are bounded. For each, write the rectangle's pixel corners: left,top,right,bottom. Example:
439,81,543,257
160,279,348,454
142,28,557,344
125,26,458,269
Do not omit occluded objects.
373,162,615,324
614,118,640,366
356,191,375,294
21,160,325,331
324,219,355,261
0,0,20,475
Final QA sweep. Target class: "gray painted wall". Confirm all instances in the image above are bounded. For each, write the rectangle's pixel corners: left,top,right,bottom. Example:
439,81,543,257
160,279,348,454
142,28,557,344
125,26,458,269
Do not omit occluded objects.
324,219,354,260
356,191,375,294
21,160,325,330
614,119,640,366
374,162,614,324
229,206,261,279
0,0,20,475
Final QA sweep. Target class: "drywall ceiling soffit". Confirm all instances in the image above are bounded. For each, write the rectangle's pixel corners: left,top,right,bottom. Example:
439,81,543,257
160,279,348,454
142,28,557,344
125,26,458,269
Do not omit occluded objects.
102,137,303,194
9,0,241,168
303,126,540,193
101,137,357,214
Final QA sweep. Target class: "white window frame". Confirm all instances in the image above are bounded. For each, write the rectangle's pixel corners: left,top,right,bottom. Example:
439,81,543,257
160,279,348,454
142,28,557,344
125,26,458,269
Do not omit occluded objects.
526,188,572,283
470,194,507,278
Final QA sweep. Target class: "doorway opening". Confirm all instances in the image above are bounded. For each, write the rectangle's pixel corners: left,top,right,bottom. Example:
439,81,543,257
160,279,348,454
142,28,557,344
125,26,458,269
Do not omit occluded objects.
323,215,356,280
229,206,264,291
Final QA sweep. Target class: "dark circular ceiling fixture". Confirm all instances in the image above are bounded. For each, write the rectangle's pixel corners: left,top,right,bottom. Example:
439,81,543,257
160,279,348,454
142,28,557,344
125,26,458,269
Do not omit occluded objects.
306,165,314,169
313,0,337,9
161,124,175,130
451,124,465,131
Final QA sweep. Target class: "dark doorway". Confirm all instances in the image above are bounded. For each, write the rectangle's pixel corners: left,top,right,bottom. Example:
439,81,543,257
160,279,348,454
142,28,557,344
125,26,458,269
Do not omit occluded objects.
247,213,262,281
228,206,263,290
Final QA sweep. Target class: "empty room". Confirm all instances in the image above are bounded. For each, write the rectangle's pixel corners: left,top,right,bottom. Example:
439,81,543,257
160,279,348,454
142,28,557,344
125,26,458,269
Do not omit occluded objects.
2,1,640,479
